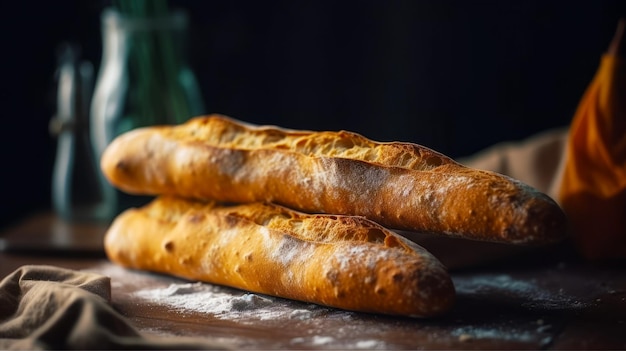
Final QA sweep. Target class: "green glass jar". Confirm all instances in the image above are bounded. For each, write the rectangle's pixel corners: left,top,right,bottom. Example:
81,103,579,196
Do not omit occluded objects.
90,7,204,222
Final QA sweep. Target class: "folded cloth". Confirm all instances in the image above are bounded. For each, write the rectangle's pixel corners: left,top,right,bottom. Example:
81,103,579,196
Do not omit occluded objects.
559,20,626,261
0,265,227,350
462,20,626,262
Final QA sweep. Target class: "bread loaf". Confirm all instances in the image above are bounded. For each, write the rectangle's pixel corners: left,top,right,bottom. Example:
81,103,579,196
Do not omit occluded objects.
104,196,455,317
101,114,567,244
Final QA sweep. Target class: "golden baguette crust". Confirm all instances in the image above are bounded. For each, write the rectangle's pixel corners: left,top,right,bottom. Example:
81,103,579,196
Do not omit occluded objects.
104,196,455,317
101,114,567,244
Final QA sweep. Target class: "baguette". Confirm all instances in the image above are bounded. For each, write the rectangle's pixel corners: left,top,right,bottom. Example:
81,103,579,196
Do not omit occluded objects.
101,114,567,244
104,196,455,318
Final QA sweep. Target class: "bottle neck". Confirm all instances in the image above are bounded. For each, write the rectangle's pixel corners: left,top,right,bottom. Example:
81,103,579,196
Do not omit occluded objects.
99,8,189,64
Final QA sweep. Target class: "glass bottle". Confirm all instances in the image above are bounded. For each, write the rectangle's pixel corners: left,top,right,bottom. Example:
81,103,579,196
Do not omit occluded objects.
90,7,204,222
50,43,104,222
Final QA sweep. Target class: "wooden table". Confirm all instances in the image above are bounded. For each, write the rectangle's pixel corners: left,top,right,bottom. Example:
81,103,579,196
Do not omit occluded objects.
1,212,625,350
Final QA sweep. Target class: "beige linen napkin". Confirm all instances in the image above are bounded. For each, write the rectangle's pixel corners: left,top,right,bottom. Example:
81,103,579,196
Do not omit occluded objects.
0,265,227,350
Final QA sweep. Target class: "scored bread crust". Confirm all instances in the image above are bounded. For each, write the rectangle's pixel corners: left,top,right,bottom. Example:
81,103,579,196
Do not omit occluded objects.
101,114,567,244
104,196,456,318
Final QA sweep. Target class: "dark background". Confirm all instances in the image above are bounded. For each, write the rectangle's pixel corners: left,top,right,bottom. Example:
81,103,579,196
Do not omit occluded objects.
1,0,624,230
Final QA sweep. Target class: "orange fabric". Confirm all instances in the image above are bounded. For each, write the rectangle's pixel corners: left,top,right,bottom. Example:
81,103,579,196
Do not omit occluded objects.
559,54,626,260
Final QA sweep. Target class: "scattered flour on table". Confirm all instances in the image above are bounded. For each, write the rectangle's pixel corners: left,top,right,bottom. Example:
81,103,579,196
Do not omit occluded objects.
449,273,587,346
310,336,335,345
451,326,550,345
85,263,331,321
134,282,388,348
355,339,386,349
454,273,589,310
133,282,320,321
290,336,384,349
87,264,391,348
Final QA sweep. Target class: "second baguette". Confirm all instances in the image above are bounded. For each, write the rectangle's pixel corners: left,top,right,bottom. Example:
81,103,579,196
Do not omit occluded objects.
104,196,455,317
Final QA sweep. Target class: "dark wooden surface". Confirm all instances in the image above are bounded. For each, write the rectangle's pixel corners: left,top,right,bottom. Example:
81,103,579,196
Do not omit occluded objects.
1,213,625,350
